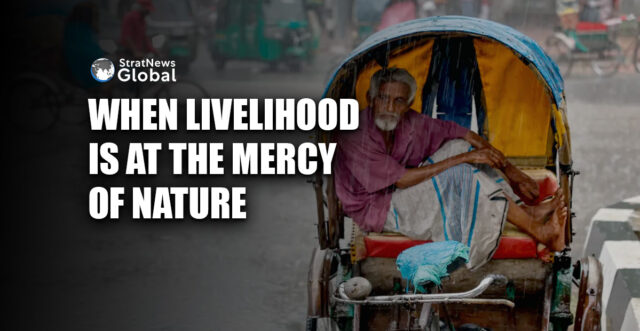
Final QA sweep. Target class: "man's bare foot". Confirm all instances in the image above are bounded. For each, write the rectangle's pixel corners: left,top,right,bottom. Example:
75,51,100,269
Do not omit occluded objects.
526,189,565,221
536,206,568,252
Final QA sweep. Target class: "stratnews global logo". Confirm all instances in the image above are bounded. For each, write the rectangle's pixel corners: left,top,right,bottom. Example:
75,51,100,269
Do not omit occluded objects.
91,58,115,82
91,58,177,83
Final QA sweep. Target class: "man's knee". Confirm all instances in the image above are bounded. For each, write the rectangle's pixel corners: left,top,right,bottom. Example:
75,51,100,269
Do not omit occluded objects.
440,139,472,153
429,139,472,162
440,163,475,185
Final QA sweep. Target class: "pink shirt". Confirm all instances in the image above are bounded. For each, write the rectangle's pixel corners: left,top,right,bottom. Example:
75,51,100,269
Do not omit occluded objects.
334,108,469,232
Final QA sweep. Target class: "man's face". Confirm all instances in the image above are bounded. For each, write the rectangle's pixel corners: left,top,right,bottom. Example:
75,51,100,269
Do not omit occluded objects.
372,81,411,131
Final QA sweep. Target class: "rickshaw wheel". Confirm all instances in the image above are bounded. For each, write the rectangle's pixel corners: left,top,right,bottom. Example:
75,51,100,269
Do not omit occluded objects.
591,43,622,77
574,256,604,331
546,35,574,78
305,317,340,331
307,247,347,331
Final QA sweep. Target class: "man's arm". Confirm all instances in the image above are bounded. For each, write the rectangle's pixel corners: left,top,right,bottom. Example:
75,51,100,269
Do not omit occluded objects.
395,147,506,189
462,130,492,150
462,131,540,201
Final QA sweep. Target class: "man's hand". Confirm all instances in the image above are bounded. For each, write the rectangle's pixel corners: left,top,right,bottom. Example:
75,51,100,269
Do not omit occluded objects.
465,148,507,169
505,166,540,201
462,130,539,201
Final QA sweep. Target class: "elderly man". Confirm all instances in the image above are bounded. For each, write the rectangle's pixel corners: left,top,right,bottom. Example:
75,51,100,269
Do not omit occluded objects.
334,68,566,267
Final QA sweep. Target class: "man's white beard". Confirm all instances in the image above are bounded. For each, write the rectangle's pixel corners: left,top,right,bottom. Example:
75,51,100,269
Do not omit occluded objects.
374,113,400,131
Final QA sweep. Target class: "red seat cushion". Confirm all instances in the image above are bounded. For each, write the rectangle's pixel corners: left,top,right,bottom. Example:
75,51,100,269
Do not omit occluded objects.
357,171,557,261
492,237,539,259
363,235,539,260
363,236,430,259
528,175,559,205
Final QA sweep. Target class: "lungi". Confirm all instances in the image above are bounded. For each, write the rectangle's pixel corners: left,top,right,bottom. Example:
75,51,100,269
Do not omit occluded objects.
382,139,521,269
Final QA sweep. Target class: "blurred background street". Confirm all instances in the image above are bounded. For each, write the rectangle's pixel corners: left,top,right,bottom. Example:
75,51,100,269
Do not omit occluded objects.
6,0,640,330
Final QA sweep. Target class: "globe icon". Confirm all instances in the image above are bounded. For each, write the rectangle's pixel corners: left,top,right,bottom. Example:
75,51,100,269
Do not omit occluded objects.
91,58,115,82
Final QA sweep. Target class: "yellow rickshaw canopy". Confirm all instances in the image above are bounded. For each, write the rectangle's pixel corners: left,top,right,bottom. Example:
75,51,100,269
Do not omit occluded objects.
323,16,569,164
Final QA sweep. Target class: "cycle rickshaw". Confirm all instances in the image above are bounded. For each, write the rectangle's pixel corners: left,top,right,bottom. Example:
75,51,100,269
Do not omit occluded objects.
307,16,602,331
545,13,638,78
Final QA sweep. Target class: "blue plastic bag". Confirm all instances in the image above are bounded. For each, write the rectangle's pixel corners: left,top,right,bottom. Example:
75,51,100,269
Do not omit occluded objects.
396,240,469,292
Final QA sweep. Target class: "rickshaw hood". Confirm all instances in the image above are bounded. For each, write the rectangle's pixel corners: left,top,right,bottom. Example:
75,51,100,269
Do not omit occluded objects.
323,16,564,108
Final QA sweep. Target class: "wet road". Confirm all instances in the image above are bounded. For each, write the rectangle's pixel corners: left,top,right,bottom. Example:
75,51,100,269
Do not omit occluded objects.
563,74,640,254
7,42,639,331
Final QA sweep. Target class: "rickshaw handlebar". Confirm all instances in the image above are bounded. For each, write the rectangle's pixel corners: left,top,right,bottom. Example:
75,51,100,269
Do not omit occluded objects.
335,274,513,308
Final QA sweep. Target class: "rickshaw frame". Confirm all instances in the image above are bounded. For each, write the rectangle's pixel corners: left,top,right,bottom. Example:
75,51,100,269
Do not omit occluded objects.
307,16,602,331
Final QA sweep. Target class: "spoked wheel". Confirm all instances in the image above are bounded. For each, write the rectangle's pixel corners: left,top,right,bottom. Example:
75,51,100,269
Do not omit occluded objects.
8,74,61,133
306,248,348,331
546,35,574,78
574,256,603,330
591,43,623,77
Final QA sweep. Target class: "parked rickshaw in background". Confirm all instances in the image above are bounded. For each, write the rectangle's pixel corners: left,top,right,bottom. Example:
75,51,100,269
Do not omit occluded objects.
307,16,603,331
207,0,319,71
546,13,638,78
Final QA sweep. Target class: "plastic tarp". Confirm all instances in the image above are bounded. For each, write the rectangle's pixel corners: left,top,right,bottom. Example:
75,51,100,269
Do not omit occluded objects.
396,240,469,292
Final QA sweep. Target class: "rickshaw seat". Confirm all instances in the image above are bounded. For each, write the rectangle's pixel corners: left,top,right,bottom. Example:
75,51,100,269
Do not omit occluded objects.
352,169,558,262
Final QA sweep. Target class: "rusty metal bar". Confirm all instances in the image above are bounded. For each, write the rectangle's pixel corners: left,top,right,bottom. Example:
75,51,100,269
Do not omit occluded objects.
334,274,513,308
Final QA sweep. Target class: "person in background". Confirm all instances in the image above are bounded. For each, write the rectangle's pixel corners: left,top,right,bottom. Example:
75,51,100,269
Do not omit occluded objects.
63,1,104,88
556,0,589,52
377,0,417,31
120,0,157,58
479,0,490,20
580,0,614,22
